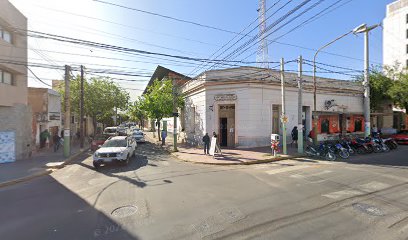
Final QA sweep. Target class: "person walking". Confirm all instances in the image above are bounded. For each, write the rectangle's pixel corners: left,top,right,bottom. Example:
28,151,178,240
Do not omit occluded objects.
53,132,60,152
161,129,167,146
202,133,210,155
291,126,298,147
40,129,50,149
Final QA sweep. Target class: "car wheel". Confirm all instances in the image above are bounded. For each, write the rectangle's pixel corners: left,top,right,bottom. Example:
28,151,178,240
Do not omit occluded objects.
93,161,101,169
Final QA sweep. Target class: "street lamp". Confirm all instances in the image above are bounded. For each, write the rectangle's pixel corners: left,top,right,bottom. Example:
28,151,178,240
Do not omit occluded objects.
353,23,381,137
312,24,366,144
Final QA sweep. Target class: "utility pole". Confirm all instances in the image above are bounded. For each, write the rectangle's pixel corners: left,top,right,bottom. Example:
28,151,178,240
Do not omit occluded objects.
172,78,178,152
297,56,304,154
80,65,84,149
63,65,71,157
280,58,287,155
354,23,380,137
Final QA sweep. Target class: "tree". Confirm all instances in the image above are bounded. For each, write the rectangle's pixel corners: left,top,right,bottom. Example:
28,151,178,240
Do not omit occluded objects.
140,79,184,140
367,68,393,111
57,76,130,135
128,97,147,128
388,74,408,112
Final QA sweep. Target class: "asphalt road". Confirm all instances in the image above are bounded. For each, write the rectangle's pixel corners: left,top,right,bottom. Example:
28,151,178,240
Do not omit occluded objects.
0,142,407,240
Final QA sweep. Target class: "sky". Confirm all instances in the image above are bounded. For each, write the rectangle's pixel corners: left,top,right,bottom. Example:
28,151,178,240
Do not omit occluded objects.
7,0,395,102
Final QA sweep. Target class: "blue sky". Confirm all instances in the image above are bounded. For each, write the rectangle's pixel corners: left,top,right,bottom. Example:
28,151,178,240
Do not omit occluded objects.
8,0,394,101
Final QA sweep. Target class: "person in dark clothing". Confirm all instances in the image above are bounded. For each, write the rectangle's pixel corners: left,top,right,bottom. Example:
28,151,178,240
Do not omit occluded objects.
291,126,298,147
202,133,210,154
53,133,60,152
40,129,50,148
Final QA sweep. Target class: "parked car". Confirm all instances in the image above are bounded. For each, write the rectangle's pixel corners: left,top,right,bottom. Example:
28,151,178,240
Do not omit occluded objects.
117,127,128,136
93,136,137,169
391,130,408,145
90,134,110,151
104,127,118,137
132,130,146,143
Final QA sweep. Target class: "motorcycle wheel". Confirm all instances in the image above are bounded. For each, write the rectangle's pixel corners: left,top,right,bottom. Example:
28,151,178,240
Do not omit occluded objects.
382,144,390,153
305,146,314,157
373,145,382,153
348,148,355,155
339,149,350,159
356,147,366,154
391,142,398,149
366,145,374,154
325,151,336,161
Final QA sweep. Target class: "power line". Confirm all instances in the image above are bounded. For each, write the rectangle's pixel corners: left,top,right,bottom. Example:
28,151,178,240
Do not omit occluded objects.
27,67,52,87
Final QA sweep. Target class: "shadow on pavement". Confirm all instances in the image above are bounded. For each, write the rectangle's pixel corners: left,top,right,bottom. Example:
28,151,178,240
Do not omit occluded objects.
0,175,140,240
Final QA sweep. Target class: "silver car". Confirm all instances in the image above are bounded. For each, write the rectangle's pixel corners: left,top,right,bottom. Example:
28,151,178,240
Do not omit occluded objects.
132,130,146,143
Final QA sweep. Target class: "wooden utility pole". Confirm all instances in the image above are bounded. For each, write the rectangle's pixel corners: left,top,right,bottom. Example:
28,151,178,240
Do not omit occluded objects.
80,65,85,149
63,65,71,157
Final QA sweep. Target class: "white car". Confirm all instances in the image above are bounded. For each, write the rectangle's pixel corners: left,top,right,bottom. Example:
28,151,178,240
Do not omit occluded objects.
93,136,137,169
132,130,145,143
103,127,118,137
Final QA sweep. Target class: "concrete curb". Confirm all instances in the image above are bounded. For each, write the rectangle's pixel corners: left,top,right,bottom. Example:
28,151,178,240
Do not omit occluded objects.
0,169,53,189
46,147,90,169
171,153,306,166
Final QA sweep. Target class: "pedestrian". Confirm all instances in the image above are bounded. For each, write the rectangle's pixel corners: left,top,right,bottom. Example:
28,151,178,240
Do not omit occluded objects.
291,126,298,147
213,131,221,153
53,132,60,152
202,133,210,154
60,130,64,139
372,124,378,137
40,129,50,149
308,129,314,143
161,129,167,146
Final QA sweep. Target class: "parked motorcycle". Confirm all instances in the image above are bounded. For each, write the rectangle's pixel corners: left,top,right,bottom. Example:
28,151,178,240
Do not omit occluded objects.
340,138,355,155
383,137,398,150
372,137,390,152
331,141,350,159
356,137,381,153
305,142,337,161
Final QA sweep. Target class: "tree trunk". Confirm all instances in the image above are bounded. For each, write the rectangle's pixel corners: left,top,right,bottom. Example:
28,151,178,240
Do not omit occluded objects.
157,119,161,141
92,116,97,136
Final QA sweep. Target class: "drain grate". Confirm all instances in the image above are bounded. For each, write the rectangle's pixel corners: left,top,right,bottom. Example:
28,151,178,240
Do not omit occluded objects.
352,203,384,216
111,205,138,218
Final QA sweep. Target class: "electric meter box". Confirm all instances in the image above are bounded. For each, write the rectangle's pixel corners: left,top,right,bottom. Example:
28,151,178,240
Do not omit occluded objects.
271,134,280,141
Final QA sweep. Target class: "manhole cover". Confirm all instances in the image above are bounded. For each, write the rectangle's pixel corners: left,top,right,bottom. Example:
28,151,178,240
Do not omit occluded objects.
111,205,138,218
352,203,384,216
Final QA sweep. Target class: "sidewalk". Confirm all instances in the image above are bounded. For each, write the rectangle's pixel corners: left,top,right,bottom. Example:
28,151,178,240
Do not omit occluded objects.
145,131,304,165
0,143,89,188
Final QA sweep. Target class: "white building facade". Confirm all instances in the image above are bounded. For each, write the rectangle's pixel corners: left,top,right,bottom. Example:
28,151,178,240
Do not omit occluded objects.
182,67,364,148
383,0,408,70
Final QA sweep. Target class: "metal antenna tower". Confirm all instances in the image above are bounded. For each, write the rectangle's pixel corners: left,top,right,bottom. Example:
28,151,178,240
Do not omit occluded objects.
256,0,269,69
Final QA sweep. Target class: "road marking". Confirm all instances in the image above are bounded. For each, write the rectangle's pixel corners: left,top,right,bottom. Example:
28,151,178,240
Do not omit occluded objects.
322,189,363,199
265,165,310,175
358,181,390,192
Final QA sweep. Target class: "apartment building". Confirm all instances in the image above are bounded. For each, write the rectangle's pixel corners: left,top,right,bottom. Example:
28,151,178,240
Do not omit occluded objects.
0,0,31,162
383,0,408,70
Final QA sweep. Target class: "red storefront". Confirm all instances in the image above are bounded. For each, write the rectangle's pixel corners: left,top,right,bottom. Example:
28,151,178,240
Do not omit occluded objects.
315,112,364,140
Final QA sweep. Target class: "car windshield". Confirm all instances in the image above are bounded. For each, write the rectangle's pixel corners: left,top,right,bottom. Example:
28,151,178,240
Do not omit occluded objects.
94,135,109,141
133,131,143,135
104,128,116,133
102,139,127,147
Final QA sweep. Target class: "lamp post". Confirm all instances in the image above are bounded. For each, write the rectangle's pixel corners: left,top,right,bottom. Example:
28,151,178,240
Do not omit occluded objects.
312,24,366,144
353,23,381,137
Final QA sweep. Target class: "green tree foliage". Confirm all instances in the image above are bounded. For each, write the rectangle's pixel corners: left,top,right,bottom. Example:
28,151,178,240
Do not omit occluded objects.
388,75,408,112
367,68,393,111
128,97,147,128
139,79,184,140
57,76,130,134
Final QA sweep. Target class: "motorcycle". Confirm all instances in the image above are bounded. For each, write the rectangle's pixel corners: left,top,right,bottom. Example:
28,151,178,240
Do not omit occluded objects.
305,142,337,161
356,137,382,153
330,141,350,159
372,137,390,153
349,139,370,154
383,137,398,150
340,138,355,155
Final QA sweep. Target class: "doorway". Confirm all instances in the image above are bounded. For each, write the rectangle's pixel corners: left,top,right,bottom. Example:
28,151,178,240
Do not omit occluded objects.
218,104,235,147
220,118,228,146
